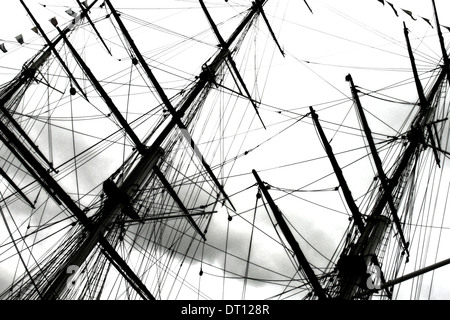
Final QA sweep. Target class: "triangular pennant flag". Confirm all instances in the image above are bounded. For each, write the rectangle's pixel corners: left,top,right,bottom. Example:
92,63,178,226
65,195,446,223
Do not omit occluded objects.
31,26,40,34
15,34,24,45
386,1,398,17
378,0,385,5
82,1,88,7
402,9,417,21
0,43,7,53
49,17,58,27
421,17,433,28
65,8,77,17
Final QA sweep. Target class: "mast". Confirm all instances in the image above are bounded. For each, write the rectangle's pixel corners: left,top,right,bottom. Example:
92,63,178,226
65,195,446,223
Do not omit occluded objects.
431,0,450,88
4,0,274,300
252,169,327,300
38,148,163,300
0,1,154,300
105,0,235,212
20,0,89,101
199,0,267,129
53,23,146,154
0,2,97,204
309,107,365,232
346,74,409,254
329,14,449,299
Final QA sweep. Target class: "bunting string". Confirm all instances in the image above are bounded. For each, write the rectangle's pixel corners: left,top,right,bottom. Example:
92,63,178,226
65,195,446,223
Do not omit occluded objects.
0,2,80,54
379,0,450,31
0,1,449,54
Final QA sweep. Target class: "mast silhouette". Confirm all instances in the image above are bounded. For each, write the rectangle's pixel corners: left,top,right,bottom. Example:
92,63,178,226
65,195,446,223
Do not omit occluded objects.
2,0,274,300
320,5,450,299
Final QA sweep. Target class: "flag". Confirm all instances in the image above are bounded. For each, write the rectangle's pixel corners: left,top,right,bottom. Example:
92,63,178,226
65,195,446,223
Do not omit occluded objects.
0,43,7,53
31,26,39,34
49,17,58,27
65,8,77,17
421,17,433,28
386,1,398,17
402,9,416,21
15,34,24,45
442,25,450,32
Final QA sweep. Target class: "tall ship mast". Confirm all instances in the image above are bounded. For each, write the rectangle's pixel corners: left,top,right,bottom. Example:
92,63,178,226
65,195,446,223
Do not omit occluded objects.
0,0,449,300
